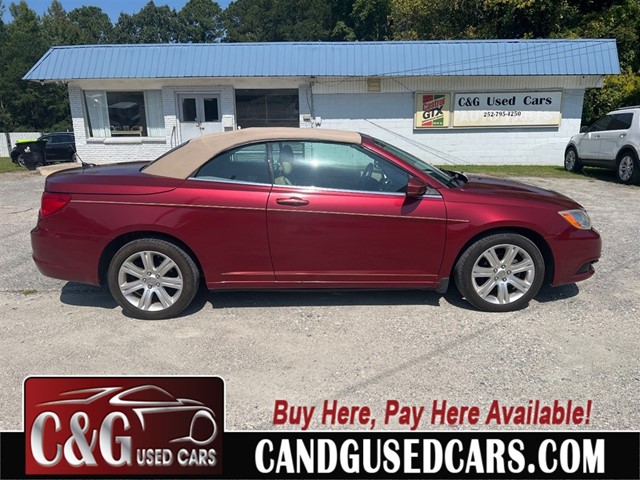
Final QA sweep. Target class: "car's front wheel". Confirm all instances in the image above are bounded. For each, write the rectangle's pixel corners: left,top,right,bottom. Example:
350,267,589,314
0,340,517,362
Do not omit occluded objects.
616,151,640,185
454,233,545,312
564,147,582,173
108,238,200,320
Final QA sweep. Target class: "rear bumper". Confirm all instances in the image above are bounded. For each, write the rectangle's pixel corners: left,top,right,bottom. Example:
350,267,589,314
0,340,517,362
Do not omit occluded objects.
550,228,602,286
31,226,102,286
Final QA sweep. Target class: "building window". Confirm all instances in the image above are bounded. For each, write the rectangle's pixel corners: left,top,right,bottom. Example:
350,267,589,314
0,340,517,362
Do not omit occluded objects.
84,90,165,138
235,89,299,128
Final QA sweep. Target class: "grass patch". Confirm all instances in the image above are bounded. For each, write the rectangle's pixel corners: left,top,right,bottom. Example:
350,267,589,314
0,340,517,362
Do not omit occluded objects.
435,164,578,178
19,289,38,295
0,157,24,173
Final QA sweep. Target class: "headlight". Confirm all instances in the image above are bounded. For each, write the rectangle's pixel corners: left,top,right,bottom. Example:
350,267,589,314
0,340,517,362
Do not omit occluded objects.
559,209,592,230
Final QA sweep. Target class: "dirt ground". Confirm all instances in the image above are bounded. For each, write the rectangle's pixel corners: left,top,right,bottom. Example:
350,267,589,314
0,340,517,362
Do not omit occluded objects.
0,171,638,433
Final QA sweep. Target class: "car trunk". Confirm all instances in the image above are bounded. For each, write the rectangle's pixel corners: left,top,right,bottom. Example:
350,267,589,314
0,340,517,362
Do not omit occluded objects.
44,162,184,195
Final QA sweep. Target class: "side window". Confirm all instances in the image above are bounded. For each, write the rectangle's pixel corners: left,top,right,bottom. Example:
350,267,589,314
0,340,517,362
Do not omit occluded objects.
52,134,70,144
39,135,52,144
588,115,612,132
273,141,409,193
608,113,633,130
194,143,271,185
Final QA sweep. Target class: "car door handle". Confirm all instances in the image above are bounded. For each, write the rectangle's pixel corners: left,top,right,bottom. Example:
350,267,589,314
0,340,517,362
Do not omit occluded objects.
620,133,627,138
594,135,600,139
276,197,309,206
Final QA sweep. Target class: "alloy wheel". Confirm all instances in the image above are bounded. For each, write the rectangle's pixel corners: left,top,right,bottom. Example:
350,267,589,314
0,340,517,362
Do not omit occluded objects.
470,244,535,305
565,150,576,171
618,155,634,182
117,250,184,311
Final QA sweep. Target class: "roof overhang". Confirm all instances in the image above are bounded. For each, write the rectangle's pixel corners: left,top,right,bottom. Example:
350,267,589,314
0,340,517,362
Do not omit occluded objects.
24,40,621,82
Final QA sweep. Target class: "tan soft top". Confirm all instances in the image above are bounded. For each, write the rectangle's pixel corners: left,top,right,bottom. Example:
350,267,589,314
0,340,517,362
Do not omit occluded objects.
144,127,362,179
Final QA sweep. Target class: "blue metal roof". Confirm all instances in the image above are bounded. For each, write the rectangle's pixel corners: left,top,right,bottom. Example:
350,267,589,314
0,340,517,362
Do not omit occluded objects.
24,40,620,81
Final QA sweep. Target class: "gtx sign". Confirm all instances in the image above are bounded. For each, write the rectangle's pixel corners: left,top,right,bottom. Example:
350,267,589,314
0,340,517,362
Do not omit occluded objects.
414,93,451,128
25,377,224,476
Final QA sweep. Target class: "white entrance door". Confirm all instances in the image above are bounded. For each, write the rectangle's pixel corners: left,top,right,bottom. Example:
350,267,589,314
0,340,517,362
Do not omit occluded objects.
178,94,222,141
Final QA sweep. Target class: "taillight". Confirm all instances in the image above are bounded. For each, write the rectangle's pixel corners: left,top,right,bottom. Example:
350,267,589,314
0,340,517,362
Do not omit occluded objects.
40,192,71,217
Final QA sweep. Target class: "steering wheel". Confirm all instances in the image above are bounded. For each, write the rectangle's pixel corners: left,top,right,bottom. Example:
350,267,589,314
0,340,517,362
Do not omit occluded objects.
359,163,374,188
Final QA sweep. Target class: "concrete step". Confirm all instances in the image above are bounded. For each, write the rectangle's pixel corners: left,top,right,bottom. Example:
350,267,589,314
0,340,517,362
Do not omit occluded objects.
37,163,80,177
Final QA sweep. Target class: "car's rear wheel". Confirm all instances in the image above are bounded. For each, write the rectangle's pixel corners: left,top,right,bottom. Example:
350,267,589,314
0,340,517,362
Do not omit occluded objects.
564,147,582,173
454,233,545,312
616,151,640,185
16,154,26,167
108,238,199,320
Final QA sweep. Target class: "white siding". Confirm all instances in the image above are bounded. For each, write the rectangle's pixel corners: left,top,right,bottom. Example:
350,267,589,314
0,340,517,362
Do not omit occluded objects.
312,75,602,94
70,84,236,164
0,135,8,157
312,89,584,165
66,76,592,165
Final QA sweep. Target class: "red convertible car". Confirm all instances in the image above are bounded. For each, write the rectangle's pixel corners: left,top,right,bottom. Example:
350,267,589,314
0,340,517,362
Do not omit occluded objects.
31,128,601,320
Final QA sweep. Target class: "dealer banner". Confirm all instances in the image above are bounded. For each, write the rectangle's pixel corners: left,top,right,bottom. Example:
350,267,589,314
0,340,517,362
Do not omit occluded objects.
1,376,639,479
414,93,451,128
453,92,563,127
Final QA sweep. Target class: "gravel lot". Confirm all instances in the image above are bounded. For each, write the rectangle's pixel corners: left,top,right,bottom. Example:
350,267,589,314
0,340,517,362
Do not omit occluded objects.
0,170,638,432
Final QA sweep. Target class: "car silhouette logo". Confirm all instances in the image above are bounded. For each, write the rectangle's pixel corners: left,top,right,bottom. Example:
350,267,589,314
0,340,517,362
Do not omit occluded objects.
39,385,217,445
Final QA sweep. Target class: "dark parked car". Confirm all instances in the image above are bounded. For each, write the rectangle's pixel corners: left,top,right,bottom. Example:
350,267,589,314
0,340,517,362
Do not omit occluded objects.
11,132,76,170
31,128,601,319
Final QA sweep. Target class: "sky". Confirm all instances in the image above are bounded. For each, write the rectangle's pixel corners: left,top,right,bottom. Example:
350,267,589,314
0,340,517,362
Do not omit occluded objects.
2,0,233,22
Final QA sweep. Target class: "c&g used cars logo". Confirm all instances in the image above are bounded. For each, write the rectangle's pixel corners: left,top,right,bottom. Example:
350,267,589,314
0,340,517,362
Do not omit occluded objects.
24,376,224,476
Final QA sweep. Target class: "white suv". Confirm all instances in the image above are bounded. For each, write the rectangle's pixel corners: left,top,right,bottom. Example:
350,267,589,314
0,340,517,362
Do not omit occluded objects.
565,107,640,184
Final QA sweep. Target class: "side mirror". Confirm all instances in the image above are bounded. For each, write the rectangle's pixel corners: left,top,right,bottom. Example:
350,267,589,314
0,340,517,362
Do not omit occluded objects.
580,126,588,133
406,177,427,198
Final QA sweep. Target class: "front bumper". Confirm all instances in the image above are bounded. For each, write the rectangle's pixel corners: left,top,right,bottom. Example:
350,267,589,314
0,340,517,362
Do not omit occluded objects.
550,228,602,286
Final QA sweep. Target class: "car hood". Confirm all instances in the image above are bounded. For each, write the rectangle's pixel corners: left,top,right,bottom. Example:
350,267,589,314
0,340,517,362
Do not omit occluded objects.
569,133,584,143
458,175,582,209
45,162,183,195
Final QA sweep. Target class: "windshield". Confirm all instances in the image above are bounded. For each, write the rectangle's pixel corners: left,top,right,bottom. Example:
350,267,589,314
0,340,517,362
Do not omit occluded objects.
369,137,454,187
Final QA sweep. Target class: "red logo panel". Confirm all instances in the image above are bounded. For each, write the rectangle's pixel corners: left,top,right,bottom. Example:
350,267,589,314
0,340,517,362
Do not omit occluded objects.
24,376,224,476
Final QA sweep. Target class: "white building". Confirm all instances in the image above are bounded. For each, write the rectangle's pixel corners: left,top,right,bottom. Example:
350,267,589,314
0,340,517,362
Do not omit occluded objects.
25,40,619,166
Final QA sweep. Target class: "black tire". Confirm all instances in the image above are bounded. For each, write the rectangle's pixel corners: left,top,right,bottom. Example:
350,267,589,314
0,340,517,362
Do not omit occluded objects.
16,154,26,168
454,233,545,312
616,150,640,185
564,146,582,173
107,238,199,320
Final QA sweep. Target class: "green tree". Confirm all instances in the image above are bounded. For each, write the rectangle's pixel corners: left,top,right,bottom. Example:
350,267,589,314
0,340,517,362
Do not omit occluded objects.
329,0,391,41
0,1,70,131
583,72,640,125
68,6,113,44
0,0,11,130
42,0,81,45
390,0,581,40
178,0,224,43
223,0,333,42
223,0,278,42
389,0,485,40
565,0,640,124
112,1,182,43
